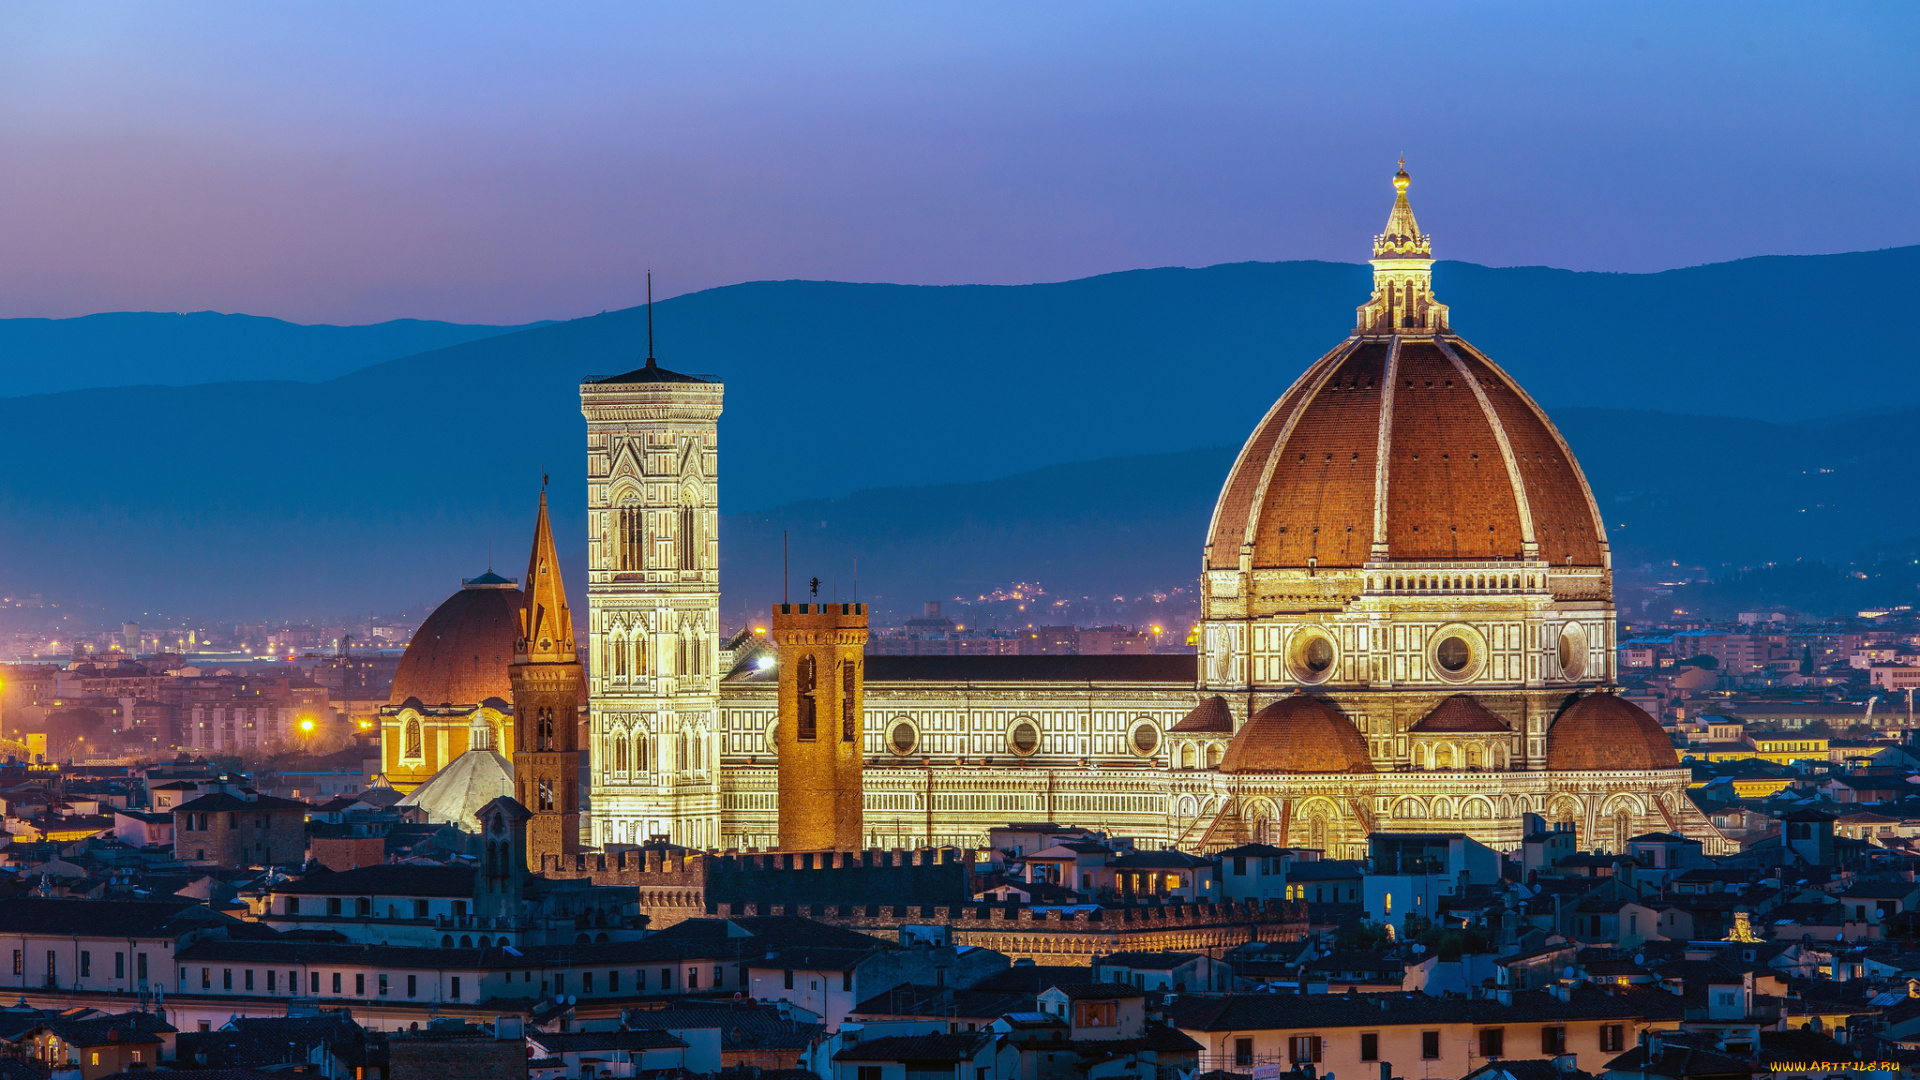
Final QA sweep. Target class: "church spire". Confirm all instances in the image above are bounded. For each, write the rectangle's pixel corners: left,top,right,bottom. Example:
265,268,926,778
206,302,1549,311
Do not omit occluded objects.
516,482,575,665
1356,159,1448,334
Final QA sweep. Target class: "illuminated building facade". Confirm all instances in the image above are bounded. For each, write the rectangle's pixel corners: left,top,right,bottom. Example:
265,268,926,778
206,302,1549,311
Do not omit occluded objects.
394,166,1726,857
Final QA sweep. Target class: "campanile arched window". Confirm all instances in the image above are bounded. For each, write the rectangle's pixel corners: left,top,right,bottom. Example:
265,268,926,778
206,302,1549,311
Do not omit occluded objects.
616,504,644,571
403,719,423,761
536,707,555,751
796,655,818,741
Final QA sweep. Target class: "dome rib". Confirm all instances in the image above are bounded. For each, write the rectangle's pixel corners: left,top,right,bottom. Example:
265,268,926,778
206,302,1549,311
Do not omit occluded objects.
1235,337,1366,566
1368,338,1402,557
1435,337,1538,556
1449,338,1609,569
1385,342,1526,560
1204,338,1359,571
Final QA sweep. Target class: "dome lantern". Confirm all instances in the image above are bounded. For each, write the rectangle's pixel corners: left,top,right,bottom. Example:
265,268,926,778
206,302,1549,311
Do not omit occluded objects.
1358,160,1448,334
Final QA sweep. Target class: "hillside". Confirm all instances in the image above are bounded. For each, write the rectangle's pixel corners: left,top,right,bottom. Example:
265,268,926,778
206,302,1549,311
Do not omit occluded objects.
2,247,1917,619
0,311,544,396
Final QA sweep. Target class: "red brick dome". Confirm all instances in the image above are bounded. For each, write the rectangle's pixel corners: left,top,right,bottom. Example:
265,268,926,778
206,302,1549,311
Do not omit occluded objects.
1218,695,1373,774
389,575,523,707
1546,693,1678,771
1410,695,1510,733
1172,695,1234,733
1204,334,1606,571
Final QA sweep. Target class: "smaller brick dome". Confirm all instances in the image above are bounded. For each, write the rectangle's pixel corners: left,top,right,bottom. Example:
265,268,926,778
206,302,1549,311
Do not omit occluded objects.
389,576,523,707
1411,695,1510,733
1218,695,1374,774
1546,693,1679,771
1172,696,1234,733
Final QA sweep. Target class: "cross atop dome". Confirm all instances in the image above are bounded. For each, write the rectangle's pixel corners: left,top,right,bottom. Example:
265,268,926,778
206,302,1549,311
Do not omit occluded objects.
1357,160,1449,334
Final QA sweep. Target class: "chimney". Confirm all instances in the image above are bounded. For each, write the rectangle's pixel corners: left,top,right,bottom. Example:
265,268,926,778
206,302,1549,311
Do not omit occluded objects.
925,602,942,618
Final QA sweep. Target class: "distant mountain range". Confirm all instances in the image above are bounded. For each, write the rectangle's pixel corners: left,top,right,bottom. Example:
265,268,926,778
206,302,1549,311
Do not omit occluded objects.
0,312,545,396
1,246,1917,621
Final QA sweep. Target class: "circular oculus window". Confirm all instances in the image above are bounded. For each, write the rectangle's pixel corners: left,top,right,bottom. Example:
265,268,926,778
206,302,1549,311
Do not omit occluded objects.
1287,628,1339,684
1008,719,1040,756
1427,624,1486,683
889,718,918,755
1129,721,1160,757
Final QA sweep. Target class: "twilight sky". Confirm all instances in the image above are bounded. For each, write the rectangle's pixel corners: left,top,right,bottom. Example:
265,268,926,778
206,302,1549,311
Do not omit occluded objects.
0,3,1915,325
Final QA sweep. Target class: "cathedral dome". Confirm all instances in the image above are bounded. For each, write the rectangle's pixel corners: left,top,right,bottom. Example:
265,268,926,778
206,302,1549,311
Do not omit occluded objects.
1545,693,1678,771
389,574,523,707
1204,168,1607,573
1217,695,1373,774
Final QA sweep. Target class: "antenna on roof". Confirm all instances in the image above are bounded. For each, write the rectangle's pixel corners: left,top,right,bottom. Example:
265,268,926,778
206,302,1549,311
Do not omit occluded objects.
646,270,656,364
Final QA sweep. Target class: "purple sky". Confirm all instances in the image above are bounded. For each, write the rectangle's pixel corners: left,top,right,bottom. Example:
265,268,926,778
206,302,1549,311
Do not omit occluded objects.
1,3,1915,325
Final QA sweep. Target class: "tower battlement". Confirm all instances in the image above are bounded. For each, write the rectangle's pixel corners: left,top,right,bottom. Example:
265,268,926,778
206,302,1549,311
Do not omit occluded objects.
774,601,869,851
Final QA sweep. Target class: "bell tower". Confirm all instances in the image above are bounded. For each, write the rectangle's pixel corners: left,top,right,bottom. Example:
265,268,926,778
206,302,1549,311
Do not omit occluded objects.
773,601,869,851
511,485,584,870
580,316,724,851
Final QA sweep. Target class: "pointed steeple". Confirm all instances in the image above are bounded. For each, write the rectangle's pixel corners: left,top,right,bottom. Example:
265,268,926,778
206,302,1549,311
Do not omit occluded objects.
516,482,576,665
1356,159,1448,334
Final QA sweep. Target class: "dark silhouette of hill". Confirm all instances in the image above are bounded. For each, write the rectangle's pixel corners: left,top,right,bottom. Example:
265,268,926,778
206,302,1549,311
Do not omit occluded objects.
725,407,1920,625
0,311,546,396
1,247,1916,619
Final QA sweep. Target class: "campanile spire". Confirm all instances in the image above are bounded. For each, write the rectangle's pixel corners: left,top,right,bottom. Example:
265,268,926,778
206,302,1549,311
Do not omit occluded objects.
517,483,575,664
1356,160,1449,334
511,482,584,868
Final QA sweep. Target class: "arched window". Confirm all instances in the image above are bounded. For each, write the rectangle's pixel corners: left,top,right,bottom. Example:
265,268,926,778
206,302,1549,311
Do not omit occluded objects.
677,489,698,571
537,778,554,811
677,729,689,772
634,733,648,773
841,660,857,742
536,707,555,751
612,634,627,678
617,505,644,571
614,735,629,774
403,719,422,760
796,655,818,741
635,635,647,676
